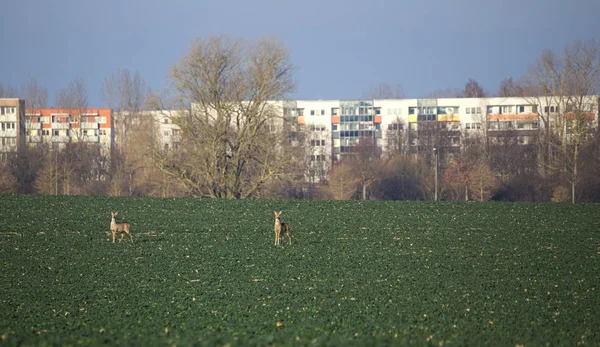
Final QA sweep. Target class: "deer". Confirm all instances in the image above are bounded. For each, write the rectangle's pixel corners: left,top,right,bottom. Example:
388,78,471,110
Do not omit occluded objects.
110,212,133,243
274,211,292,246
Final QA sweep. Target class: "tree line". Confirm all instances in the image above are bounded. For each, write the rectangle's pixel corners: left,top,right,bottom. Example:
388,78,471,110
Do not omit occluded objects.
1,37,599,202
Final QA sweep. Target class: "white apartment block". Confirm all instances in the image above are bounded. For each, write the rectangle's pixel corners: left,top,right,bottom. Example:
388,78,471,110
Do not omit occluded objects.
274,96,599,163
0,98,25,161
134,97,599,168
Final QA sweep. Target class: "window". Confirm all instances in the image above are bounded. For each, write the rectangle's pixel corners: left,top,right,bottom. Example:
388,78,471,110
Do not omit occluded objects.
310,110,315,116
500,106,513,114
99,129,106,136
466,123,471,129
518,105,525,113
331,108,338,116
172,129,180,136
321,109,325,116
163,130,169,136
42,130,50,136
53,130,59,136
332,124,338,131
409,107,416,115
375,108,381,115
163,118,169,124
476,107,481,114
466,108,471,114
164,143,169,150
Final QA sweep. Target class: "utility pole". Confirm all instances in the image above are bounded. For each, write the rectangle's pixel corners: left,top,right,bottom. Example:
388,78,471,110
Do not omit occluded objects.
433,147,438,201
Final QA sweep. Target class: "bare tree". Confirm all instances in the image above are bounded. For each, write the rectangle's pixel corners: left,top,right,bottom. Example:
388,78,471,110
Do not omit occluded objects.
102,69,152,196
301,125,331,191
0,83,18,98
7,145,48,193
0,162,18,193
384,116,408,156
372,154,430,200
22,77,48,110
150,36,296,198
343,138,382,200
327,163,357,200
102,68,149,151
56,77,89,142
471,162,498,201
525,40,600,202
362,83,404,99
443,156,474,201
464,78,486,98
34,151,60,195
497,77,524,97
426,87,464,98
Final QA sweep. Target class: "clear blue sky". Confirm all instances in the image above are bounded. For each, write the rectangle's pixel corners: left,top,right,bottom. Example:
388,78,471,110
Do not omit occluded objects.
2,0,599,107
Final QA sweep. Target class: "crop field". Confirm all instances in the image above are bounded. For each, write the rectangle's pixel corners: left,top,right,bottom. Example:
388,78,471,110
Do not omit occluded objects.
0,195,598,346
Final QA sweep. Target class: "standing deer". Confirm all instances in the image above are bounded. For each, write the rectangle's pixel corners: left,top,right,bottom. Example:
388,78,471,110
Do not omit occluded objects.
110,212,133,243
274,211,291,246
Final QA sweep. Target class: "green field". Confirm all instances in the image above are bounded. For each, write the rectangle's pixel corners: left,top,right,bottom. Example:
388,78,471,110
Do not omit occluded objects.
0,195,598,346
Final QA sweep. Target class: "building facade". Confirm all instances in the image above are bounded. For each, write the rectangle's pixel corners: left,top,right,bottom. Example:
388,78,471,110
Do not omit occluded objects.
276,96,599,163
0,98,26,161
24,108,113,156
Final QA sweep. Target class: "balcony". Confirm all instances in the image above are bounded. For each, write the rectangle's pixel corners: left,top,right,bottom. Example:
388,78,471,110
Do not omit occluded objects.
81,122,99,129
0,114,17,122
82,135,99,142
26,122,41,130
51,122,70,129
51,136,70,143
0,129,17,137
27,136,42,143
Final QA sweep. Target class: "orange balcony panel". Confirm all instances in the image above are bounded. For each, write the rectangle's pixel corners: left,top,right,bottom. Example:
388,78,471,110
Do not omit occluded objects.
331,116,340,124
374,115,382,123
487,113,538,121
567,112,595,120
297,116,305,125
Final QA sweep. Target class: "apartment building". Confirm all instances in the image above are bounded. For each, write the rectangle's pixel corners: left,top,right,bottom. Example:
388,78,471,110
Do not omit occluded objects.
0,98,26,161
112,110,181,152
24,108,113,156
278,96,599,163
